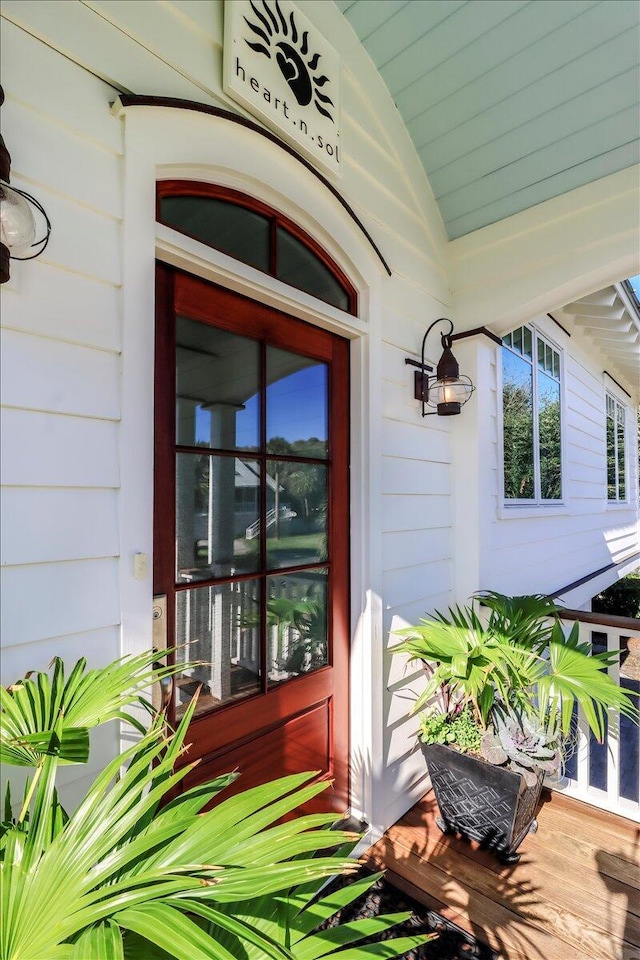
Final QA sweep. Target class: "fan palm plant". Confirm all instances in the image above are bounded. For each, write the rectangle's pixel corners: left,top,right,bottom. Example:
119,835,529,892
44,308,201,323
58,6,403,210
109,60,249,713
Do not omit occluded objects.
392,591,637,768
0,651,430,959
392,592,638,862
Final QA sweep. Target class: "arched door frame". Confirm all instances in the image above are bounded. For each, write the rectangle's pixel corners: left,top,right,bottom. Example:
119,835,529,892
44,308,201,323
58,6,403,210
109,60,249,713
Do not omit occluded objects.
115,98,387,828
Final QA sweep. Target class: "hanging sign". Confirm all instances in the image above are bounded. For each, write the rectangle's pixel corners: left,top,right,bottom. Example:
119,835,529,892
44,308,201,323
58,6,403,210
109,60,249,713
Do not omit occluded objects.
223,0,342,177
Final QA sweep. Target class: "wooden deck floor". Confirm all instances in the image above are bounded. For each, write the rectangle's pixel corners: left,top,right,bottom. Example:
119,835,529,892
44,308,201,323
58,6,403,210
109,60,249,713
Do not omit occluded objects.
365,789,640,960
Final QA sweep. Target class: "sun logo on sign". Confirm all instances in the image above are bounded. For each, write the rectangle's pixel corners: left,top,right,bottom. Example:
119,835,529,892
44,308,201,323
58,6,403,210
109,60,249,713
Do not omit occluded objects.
244,0,335,122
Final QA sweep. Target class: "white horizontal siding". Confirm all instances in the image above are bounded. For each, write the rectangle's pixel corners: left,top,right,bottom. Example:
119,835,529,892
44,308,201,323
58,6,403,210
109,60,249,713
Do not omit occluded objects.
1,265,121,352
83,0,223,93
381,418,450,466
1,559,120,648
1,0,222,103
1,409,120,488
385,590,453,639
0,12,124,818
1,488,119,566
383,528,452,571
383,457,450,497
3,99,121,216
7,178,121,284
169,0,222,38
382,494,452,533
1,19,123,151
1,626,120,681
383,558,452,612
1,329,120,420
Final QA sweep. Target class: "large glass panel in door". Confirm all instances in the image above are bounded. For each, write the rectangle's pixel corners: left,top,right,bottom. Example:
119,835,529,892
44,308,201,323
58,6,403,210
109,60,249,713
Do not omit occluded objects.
264,347,330,687
176,579,261,719
176,453,261,581
173,325,333,720
266,345,329,568
156,264,350,815
176,316,260,451
174,318,262,717
266,569,328,685
266,461,328,569
266,347,328,457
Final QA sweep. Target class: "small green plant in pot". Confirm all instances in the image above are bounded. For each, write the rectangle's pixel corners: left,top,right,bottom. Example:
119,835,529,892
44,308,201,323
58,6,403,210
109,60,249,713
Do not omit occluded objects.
392,592,638,863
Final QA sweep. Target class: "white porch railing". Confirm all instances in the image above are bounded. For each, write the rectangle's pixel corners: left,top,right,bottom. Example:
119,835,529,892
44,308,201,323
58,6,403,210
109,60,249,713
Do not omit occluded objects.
553,610,640,823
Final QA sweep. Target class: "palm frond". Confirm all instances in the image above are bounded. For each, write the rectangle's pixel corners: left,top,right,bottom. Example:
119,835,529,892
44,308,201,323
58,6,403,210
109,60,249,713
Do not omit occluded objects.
1,650,195,771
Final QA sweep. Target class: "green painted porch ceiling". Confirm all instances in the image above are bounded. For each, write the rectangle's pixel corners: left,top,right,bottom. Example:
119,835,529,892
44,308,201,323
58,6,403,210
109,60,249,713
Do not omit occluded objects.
335,0,640,239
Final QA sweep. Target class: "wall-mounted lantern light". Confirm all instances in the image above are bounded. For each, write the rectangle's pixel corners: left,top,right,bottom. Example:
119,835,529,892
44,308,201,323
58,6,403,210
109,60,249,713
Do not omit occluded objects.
0,86,51,284
405,317,475,416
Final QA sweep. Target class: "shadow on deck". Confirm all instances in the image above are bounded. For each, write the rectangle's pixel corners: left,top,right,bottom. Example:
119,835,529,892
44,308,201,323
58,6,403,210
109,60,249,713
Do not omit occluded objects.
365,789,640,960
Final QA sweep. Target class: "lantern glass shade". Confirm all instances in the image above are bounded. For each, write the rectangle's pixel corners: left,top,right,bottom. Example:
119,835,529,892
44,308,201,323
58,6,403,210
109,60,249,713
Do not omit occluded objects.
430,378,474,406
429,376,474,416
0,182,36,254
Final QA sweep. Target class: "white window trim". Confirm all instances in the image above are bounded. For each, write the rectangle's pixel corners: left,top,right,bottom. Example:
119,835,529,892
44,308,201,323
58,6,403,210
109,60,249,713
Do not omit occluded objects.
499,323,566,508
605,389,628,505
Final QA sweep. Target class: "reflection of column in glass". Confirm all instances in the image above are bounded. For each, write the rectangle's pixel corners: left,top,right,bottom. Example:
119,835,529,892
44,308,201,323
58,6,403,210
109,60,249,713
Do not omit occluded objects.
176,590,210,702
176,399,198,577
208,405,241,700
209,586,232,702
208,406,239,573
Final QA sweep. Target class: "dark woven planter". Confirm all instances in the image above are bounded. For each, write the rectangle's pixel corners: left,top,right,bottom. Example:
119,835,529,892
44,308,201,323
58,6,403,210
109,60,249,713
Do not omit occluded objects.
423,742,544,864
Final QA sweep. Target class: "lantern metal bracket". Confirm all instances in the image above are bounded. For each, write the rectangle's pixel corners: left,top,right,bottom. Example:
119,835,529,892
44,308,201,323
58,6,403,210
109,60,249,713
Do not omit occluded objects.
405,317,475,417
404,357,436,413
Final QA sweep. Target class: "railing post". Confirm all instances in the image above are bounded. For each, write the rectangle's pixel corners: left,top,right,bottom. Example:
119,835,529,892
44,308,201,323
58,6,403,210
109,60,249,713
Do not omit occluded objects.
556,609,639,822
606,622,621,812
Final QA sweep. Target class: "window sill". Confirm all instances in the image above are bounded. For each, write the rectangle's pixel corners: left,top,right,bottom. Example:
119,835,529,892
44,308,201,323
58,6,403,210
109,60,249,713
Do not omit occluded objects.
498,503,569,520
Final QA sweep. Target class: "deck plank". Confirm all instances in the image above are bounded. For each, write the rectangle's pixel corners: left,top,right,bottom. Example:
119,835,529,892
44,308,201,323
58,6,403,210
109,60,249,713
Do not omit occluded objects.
385,819,638,943
365,790,640,960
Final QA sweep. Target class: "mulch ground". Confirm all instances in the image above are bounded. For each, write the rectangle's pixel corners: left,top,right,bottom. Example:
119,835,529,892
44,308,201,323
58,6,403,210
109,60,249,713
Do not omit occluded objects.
321,869,498,959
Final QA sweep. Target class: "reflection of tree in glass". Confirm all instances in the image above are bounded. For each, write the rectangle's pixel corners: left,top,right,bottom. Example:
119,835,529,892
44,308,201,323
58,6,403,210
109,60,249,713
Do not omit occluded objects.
269,436,327,522
270,593,326,676
503,381,534,499
607,415,616,499
240,587,327,677
538,394,561,500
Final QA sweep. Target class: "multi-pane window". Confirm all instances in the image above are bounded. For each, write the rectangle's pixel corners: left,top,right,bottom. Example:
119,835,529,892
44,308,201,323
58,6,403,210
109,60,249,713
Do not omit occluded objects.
157,183,356,314
606,394,626,501
502,326,562,502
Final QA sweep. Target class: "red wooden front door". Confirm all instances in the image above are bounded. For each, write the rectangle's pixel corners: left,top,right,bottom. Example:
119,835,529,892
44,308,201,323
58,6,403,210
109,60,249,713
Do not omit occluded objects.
154,265,350,814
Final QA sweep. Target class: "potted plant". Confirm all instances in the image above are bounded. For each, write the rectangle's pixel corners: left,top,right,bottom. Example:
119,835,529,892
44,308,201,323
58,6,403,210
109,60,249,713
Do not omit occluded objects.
391,592,638,864
0,650,432,958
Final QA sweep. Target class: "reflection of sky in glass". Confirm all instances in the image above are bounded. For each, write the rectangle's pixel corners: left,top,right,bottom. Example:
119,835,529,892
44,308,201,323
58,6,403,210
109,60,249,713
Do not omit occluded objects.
503,349,532,402
267,365,327,444
194,366,328,447
627,275,640,307
538,370,559,407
